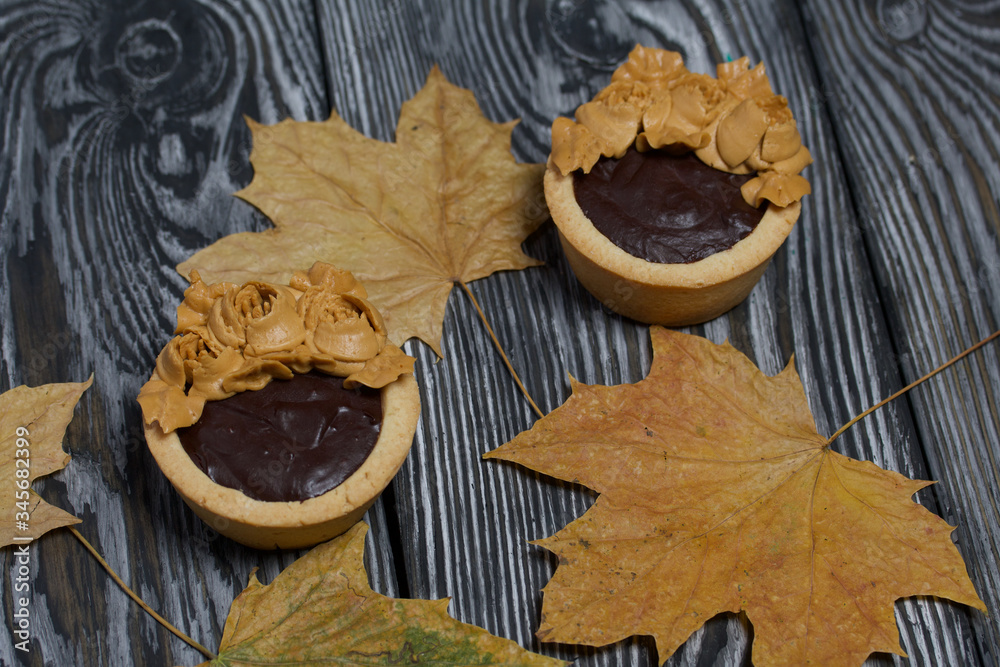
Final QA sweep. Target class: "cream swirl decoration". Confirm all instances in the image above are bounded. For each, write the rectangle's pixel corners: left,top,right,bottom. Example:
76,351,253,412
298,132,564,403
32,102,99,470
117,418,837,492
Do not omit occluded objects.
138,262,415,433
550,45,812,208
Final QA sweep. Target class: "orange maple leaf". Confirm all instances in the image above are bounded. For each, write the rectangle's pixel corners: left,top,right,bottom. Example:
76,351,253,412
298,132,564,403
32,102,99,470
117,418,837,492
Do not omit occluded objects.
486,327,985,666
179,66,546,356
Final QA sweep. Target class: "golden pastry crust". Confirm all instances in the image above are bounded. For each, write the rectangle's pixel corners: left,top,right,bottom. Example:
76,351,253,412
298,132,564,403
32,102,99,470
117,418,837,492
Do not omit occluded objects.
141,262,420,549
545,45,810,325
545,165,800,325
143,372,420,550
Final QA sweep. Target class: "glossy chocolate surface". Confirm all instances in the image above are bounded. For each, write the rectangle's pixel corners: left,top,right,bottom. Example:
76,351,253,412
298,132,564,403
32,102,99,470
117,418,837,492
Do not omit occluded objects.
573,147,765,264
178,372,382,503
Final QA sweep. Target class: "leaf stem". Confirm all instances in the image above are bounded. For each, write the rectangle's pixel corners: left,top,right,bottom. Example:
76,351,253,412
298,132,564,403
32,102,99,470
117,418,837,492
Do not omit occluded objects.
66,526,217,660
458,280,545,419
827,328,1000,446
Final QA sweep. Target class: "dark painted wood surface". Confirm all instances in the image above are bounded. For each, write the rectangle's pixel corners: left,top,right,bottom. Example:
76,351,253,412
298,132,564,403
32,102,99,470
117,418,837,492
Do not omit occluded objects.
0,1,996,665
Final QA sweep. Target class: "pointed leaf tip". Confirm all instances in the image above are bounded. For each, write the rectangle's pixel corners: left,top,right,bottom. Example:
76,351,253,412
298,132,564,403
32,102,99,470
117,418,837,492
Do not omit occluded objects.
182,67,545,357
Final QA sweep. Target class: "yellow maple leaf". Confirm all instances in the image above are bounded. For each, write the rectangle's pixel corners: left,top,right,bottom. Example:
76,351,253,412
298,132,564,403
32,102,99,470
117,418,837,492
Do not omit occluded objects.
1,377,92,546
195,522,565,666
485,328,985,666
179,66,546,356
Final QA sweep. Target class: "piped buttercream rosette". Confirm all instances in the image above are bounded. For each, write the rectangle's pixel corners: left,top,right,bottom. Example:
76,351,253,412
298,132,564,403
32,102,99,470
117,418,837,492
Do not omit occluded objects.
549,45,811,208
138,262,415,433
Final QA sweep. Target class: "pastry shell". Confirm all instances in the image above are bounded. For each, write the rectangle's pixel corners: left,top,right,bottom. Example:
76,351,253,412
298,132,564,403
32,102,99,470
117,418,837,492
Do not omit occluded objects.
144,372,420,550
545,164,801,326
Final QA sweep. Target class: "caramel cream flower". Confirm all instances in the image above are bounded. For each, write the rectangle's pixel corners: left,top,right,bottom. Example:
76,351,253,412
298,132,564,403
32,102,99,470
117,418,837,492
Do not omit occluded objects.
717,57,773,100
207,282,306,354
174,271,233,332
549,45,810,209
593,79,653,109
286,263,413,384
575,100,643,160
639,72,726,151
138,263,416,433
610,44,684,87
154,326,221,389
717,98,770,167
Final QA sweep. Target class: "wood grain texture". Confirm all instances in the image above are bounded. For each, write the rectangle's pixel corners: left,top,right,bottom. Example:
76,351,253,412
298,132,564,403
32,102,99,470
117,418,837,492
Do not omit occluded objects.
0,1,398,665
800,1,1000,662
0,0,995,664
316,0,988,665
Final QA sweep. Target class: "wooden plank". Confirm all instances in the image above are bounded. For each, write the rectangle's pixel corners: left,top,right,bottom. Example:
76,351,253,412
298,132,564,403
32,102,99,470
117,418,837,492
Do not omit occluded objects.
800,0,1000,661
315,0,983,664
0,0,992,664
0,1,397,664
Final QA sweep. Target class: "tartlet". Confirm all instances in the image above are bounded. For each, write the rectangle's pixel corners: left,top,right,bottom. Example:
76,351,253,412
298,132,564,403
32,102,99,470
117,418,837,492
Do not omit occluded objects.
138,262,419,549
546,170,801,325
546,46,811,326
143,372,418,550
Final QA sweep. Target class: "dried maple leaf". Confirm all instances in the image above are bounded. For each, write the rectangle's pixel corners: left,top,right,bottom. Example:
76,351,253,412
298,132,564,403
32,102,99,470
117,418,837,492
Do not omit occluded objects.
1,377,92,546
195,522,565,667
179,66,546,356
485,328,985,667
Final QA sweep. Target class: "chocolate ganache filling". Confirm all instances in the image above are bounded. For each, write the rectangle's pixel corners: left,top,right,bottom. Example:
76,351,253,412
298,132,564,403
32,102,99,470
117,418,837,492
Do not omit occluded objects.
178,372,382,503
573,147,766,264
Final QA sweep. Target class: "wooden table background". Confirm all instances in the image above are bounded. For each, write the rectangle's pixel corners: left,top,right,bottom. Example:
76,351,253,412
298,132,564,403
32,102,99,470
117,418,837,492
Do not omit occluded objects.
2,0,998,665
